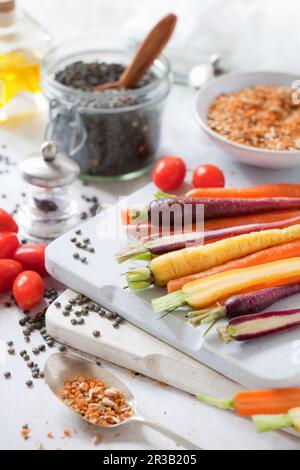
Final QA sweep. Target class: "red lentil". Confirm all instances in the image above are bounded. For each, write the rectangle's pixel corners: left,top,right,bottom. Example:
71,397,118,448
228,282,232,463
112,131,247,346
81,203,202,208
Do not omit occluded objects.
207,85,300,151
60,376,132,426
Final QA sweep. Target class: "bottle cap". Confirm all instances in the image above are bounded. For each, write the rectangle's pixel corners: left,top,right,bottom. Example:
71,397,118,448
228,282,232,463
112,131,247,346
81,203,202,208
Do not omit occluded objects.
20,141,80,188
0,0,15,13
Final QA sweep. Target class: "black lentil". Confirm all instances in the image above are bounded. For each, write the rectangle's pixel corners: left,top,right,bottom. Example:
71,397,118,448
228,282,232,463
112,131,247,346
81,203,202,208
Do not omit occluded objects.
92,330,101,338
3,372,11,379
26,380,33,388
53,61,160,178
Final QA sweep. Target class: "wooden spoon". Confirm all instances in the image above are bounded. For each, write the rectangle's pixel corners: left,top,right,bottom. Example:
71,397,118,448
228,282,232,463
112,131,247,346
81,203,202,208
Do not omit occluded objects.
94,13,177,92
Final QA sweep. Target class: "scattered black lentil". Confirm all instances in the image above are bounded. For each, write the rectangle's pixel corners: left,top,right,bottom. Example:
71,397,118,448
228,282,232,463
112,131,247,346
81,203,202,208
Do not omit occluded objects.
3,372,11,379
92,330,101,338
25,380,33,388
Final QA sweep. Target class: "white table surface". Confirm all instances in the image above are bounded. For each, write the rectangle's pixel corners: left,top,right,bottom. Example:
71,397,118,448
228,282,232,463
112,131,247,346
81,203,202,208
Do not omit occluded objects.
0,0,300,451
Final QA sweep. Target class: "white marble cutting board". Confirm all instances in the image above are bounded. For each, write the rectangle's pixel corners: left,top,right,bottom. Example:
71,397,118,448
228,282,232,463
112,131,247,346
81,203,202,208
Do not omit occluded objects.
46,181,300,390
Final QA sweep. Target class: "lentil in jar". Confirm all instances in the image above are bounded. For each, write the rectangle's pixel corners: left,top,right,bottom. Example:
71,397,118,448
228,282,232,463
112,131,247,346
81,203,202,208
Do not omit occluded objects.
42,36,171,180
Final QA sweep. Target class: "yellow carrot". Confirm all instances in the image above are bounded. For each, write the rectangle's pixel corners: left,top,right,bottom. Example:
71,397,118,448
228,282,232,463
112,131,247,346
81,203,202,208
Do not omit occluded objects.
127,224,300,290
152,258,300,312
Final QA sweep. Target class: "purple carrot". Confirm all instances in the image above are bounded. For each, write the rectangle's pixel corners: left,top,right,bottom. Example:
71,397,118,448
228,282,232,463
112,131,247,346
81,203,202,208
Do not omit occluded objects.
189,283,300,330
148,197,300,225
218,308,300,342
118,213,300,263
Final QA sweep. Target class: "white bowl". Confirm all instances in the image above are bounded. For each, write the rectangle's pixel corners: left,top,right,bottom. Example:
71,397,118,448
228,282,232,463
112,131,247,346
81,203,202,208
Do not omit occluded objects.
195,71,300,169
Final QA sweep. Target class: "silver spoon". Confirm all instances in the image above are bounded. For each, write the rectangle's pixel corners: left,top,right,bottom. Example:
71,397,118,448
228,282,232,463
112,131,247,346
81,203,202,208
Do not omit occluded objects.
45,353,201,450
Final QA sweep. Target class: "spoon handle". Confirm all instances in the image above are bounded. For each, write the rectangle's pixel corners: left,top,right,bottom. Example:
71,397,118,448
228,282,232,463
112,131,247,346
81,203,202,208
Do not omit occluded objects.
119,13,177,89
131,415,201,450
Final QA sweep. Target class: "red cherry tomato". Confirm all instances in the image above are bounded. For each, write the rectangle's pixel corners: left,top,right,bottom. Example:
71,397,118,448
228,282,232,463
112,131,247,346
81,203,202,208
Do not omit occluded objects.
0,208,18,233
152,156,186,192
192,164,225,189
0,232,19,259
13,244,47,277
0,259,23,293
13,271,45,309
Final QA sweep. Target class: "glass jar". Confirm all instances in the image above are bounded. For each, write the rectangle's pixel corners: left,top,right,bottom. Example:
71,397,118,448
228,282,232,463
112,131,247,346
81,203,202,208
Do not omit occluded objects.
41,34,172,181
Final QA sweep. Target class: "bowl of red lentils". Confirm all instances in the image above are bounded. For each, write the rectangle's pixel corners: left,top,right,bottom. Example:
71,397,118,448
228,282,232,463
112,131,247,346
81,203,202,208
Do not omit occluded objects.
195,71,300,169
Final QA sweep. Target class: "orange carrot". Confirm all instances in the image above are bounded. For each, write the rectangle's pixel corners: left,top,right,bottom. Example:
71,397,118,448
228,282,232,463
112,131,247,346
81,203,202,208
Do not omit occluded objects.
197,388,300,416
126,211,300,240
167,239,300,293
186,183,300,199
204,209,300,231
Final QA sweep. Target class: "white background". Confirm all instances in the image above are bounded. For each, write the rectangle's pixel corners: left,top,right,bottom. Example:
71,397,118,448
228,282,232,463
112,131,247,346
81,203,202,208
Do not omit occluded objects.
0,0,300,450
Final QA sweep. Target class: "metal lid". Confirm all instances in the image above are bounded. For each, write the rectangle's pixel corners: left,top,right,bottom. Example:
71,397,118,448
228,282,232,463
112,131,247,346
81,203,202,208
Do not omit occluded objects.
20,141,80,188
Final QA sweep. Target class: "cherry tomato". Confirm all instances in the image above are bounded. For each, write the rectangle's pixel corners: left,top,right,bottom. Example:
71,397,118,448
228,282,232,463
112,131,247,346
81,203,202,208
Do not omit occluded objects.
152,156,186,192
13,271,45,309
0,208,18,233
192,164,225,189
0,259,23,293
0,232,19,259
13,244,47,277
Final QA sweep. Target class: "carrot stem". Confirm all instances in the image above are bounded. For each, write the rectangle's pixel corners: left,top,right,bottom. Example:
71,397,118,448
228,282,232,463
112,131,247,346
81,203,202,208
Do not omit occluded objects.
253,414,294,433
196,394,234,410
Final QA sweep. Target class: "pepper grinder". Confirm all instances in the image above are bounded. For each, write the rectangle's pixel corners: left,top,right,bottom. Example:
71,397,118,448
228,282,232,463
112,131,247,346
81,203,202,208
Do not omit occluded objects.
19,141,80,240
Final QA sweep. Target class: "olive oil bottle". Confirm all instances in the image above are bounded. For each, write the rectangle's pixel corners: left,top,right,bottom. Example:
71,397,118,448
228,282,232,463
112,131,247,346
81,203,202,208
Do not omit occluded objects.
0,0,51,122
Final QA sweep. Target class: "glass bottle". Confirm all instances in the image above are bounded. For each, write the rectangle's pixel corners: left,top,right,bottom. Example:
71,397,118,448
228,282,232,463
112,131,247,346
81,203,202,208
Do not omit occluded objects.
0,0,52,122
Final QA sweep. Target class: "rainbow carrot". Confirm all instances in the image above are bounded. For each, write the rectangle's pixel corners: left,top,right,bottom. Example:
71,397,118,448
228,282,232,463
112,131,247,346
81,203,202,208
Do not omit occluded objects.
186,183,300,199
197,388,300,416
204,209,300,231
167,239,300,293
